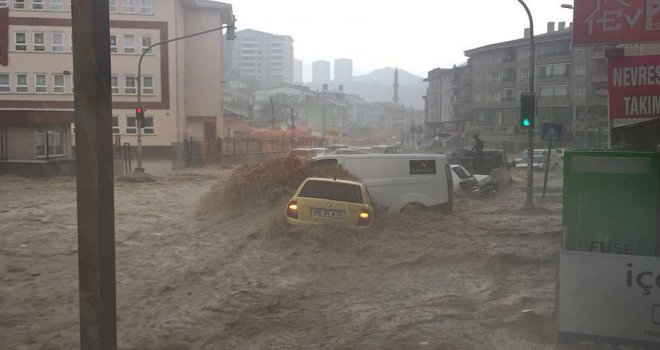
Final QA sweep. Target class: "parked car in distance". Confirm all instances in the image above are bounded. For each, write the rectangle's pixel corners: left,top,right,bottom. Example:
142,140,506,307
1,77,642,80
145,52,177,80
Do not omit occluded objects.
516,149,560,170
326,144,348,153
290,148,324,161
450,164,494,196
333,148,368,155
370,145,400,154
286,178,373,228
312,154,453,213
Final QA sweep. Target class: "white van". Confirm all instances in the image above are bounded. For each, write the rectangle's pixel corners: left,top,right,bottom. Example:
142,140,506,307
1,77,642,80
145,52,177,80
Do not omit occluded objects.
312,154,453,213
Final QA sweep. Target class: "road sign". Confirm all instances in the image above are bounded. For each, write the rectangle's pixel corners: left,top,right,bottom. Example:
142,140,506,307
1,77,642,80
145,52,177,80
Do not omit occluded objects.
541,123,564,142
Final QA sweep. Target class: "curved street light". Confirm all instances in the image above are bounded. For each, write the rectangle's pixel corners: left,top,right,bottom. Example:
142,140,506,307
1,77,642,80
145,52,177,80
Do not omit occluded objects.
516,0,536,210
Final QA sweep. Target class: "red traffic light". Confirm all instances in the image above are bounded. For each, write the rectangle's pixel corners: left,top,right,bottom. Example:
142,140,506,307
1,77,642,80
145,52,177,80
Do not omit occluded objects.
136,107,143,114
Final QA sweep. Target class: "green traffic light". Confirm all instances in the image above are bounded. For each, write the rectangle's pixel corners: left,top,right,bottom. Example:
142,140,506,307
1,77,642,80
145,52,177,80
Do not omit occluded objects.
522,118,531,127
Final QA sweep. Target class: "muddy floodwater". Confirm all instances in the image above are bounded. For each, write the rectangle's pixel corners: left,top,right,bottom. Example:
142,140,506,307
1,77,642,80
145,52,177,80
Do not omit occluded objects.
1,163,580,349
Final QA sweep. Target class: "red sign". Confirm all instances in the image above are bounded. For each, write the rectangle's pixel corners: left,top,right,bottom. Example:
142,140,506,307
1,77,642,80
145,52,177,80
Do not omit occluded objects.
573,0,660,45
608,54,660,121
0,8,8,66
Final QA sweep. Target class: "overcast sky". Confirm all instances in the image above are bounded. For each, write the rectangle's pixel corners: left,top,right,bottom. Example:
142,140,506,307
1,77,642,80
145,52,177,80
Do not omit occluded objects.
223,0,574,79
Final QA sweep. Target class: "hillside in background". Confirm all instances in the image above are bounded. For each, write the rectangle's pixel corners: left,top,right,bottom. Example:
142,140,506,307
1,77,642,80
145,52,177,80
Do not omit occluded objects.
344,67,426,109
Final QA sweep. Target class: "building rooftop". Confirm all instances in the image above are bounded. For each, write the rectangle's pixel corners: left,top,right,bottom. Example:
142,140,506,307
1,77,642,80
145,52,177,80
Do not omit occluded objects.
464,27,572,56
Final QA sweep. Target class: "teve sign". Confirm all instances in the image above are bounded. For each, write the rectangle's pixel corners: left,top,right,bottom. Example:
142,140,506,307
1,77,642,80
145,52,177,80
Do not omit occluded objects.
573,0,660,45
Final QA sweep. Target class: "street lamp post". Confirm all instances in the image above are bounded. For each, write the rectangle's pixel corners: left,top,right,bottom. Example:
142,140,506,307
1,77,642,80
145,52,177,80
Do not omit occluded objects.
135,21,235,172
517,0,536,210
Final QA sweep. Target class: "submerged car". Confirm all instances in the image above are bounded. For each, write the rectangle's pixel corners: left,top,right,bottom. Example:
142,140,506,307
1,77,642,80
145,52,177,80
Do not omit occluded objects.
450,164,494,196
286,178,373,228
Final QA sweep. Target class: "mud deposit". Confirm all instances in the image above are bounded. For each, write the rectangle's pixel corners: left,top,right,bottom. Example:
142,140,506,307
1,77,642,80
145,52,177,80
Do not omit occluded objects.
1,166,574,349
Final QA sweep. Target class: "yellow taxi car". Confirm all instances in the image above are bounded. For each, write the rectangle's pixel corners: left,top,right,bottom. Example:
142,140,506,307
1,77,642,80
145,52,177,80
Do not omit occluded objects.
286,178,373,228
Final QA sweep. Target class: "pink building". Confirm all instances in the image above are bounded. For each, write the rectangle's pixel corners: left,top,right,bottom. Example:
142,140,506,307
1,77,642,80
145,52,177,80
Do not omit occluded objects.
0,0,233,167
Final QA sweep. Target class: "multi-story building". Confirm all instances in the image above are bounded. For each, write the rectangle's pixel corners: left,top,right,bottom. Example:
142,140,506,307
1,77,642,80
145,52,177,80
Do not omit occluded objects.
333,58,352,84
423,64,471,141
425,21,610,152
311,60,330,88
293,58,303,83
0,0,234,164
225,28,294,88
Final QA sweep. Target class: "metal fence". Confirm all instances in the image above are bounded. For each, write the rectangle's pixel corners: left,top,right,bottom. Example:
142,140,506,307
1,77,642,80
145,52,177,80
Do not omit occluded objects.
173,136,327,168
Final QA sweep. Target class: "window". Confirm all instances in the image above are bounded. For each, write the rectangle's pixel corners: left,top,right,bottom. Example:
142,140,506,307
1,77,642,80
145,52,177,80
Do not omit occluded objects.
126,116,137,134
13,0,25,9
488,91,499,101
502,88,514,101
140,0,152,14
53,74,65,93
540,85,569,97
52,32,64,52
143,116,154,134
35,74,47,93
124,35,135,54
112,116,120,134
124,76,136,94
141,35,152,54
123,0,134,13
36,129,65,158
576,64,585,75
16,74,28,92
488,72,501,82
69,32,73,51
540,64,568,78
576,87,586,96
142,76,154,95
109,0,117,12
520,47,531,58
0,73,9,93
15,32,27,51
519,68,529,80
0,1,8,7
32,0,43,9
111,76,119,94
33,32,45,51
50,0,63,10
110,35,117,53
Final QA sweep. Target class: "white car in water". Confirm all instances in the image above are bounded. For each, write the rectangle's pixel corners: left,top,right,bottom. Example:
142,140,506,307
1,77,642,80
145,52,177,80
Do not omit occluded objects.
451,165,494,195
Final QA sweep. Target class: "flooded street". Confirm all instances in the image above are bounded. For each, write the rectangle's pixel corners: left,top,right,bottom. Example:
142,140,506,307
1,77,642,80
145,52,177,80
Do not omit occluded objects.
1,166,564,349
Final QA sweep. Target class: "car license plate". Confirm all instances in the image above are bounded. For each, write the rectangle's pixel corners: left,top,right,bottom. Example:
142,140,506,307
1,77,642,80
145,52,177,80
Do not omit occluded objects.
311,208,345,219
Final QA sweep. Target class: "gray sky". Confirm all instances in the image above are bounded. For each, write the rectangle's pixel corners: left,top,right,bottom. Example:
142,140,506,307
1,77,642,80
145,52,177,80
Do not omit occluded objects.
223,0,574,78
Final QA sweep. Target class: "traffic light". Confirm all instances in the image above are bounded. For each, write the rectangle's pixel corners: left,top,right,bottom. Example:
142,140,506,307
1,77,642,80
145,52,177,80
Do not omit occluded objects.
136,106,145,128
520,93,535,128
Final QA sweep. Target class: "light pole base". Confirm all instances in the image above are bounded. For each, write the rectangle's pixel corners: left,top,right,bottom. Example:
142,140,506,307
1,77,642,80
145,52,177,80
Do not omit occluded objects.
134,167,145,173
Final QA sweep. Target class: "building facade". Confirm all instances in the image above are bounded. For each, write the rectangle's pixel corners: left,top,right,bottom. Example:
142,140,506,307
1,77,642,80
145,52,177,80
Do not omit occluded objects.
225,28,294,88
311,60,330,88
0,0,233,163
423,65,471,138
293,58,303,83
424,22,611,152
333,58,352,84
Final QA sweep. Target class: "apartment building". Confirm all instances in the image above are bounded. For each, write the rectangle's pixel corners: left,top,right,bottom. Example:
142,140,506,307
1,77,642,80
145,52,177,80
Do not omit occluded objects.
0,0,234,164
462,22,608,150
311,60,330,88
333,58,352,84
423,64,471,138
225,28,294,88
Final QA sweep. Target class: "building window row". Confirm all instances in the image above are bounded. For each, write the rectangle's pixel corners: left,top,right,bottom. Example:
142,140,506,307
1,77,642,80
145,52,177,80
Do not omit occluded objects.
1,0,152,14
13,31,153,55
539,85,569,97
1,0,66,11
111,75,154,95
113,115,155,135
0,72,154,95
110,34,152,54
0,72,69,94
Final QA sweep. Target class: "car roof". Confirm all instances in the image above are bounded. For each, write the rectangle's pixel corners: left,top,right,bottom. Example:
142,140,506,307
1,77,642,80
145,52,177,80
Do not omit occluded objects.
303,177,363,186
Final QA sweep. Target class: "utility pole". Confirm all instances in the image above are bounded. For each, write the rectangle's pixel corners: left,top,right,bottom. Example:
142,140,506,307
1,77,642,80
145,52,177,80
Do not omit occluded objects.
71,0,117,348
517,0,536,210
